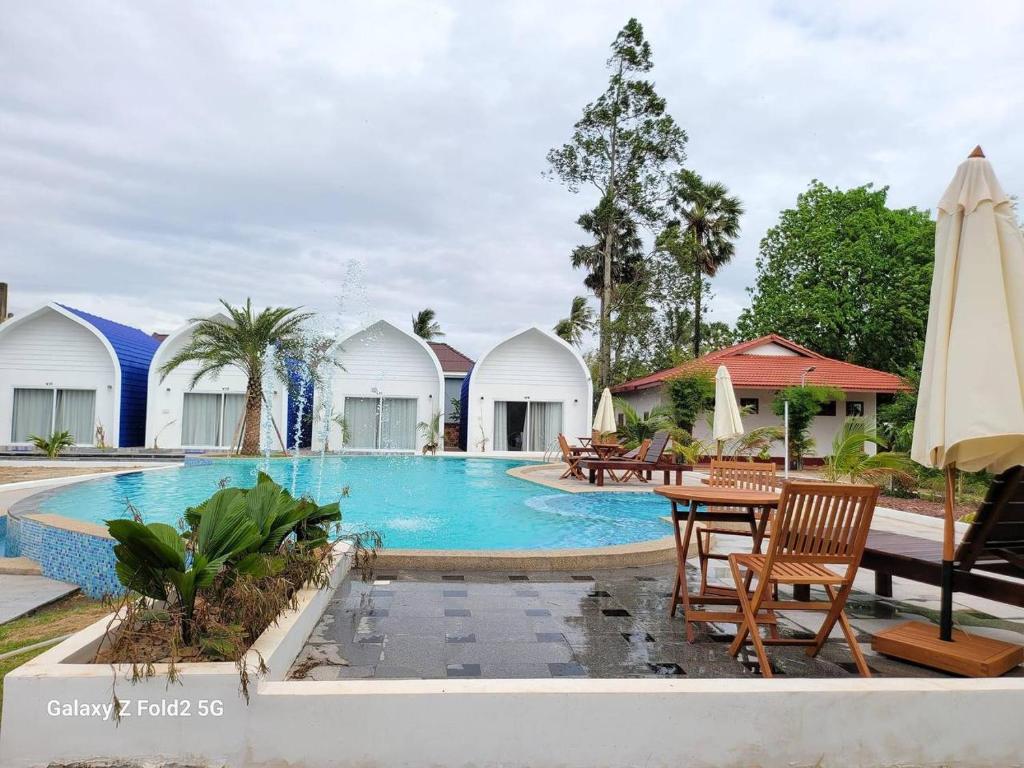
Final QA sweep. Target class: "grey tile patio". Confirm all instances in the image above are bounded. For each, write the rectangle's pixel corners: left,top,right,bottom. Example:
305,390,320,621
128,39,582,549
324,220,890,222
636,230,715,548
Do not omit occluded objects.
288,564,1024,681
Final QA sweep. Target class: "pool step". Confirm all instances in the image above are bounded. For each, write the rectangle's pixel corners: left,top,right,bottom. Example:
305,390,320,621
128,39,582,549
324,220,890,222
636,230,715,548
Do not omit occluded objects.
0,556,42,576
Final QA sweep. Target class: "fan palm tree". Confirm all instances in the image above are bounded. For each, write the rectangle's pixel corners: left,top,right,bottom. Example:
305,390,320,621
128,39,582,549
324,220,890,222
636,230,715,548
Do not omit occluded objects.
613,398,674,448
665,170,743,357
554,296,595,347
159,299,313,456
823,417,914,485
411,308,444,340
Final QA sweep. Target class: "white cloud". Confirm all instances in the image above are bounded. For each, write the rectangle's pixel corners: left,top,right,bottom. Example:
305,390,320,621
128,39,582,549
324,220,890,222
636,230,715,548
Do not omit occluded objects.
2,0,1022,358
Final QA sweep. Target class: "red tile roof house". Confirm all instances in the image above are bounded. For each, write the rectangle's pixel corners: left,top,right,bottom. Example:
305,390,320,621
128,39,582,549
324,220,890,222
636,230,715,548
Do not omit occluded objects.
610,334,908,464
428,342,474,425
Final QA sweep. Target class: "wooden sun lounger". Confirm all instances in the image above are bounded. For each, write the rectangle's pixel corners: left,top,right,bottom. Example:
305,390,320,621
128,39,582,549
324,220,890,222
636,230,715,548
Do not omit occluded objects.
862,466,1024,609
580,431,670,487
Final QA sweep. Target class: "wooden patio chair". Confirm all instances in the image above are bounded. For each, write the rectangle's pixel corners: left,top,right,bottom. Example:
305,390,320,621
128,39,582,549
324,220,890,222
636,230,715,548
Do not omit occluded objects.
557,434,585,481
696,460,778,594
579,431,671,487
617,439,652,483
726,481,880,677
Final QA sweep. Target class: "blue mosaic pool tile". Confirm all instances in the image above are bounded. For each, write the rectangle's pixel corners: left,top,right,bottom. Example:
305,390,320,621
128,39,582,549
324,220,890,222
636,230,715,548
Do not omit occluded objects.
7,516,121,598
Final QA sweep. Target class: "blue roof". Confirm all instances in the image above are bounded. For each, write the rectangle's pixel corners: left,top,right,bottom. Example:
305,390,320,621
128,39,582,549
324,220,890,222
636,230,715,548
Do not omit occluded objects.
59,305,160,448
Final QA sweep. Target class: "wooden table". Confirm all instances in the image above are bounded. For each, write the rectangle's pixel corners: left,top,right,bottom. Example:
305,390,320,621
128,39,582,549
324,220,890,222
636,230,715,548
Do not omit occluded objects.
654,485,781,642
589,441,625,459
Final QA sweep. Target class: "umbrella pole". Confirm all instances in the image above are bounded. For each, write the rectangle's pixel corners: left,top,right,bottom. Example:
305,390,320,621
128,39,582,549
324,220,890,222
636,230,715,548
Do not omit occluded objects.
940,464,956,641
716,440,723,460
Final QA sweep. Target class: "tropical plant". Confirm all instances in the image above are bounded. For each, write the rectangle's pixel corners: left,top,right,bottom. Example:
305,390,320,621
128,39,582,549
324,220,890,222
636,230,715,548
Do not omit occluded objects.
613,398,673,449
546,17,687,388
724,426,784,461
417,411,442,455
822,418,915,485
331,414,351,449
772,384,841,469
411,308,444,340
664,369,715,432
159,299,314,456
670,438,709,466
554,296,595,347
28,430,75,458
448,397,461,423
661,170,743,357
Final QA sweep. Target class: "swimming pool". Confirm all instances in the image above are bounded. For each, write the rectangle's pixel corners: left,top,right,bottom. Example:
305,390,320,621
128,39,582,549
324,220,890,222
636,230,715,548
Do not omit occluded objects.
31,457,671,550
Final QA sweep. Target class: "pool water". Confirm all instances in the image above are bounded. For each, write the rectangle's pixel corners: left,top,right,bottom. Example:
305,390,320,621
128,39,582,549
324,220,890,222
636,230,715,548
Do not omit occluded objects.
36,457,672,550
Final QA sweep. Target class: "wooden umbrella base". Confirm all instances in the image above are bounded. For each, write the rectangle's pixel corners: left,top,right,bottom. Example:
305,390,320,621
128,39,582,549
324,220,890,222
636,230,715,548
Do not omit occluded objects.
872,620,1023,677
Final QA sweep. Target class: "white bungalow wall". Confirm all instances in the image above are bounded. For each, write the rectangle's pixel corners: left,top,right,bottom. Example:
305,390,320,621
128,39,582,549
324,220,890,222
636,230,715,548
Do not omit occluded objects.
145,323,288,451
0,308,118,447
469,328,592,453
312,321,444,452
616,386,878,460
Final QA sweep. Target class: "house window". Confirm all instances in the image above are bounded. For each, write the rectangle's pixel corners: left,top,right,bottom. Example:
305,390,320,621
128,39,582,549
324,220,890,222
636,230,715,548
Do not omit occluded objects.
617,412,624,427
11,388,97,444
182,392,246,447
846,400,865,417
642,411,649,420
818,401,837,417
739,397,759,415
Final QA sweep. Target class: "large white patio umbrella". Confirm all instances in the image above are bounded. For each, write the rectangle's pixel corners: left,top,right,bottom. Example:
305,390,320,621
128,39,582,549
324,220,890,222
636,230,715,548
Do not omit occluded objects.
593,387,617,436
910,146,1024,647
712,364,744,458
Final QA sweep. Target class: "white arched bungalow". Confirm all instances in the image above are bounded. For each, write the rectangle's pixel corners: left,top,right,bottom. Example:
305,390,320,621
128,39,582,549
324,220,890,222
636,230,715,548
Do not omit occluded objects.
145,314,289,451
313,319,444,452
465,326,592,453
0,303,159,448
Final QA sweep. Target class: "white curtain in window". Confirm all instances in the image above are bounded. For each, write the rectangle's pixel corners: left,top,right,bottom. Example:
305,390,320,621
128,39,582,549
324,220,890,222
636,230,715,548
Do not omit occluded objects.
380,398,417,450
55,389,96,444
529,401,562,452
182,393,221,446
11,389,53,442
344,397,379,448
220,394,246,447
493,401,509,451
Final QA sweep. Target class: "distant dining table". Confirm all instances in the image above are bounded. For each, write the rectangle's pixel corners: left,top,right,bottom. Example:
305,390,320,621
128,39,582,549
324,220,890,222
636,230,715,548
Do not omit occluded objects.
654,484,781,642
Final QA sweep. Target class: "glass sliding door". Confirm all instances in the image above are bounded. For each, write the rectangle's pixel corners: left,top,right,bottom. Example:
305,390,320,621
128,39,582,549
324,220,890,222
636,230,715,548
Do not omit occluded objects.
11,389,54,442
220,394,246,448
344,397,380,449
380,398,417,450
55,389,96,444
528,401,562,452
493,400,563,452
182,393,222,447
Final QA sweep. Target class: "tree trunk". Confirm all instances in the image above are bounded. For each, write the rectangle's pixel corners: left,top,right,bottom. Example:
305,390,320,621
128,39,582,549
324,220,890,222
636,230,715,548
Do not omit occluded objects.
692,254,703,359
241,375,263,455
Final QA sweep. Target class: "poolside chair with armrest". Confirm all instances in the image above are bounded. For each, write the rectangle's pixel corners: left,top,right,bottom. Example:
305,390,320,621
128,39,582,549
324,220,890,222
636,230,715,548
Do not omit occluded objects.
696,460,778,594
862,465,1024,610
579,431,670,487
557,434,585,481
727,481,879,677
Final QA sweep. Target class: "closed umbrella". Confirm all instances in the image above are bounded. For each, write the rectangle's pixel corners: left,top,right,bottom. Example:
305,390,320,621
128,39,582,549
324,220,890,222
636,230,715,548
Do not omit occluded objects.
593,388,617,436
903,146,1024,661
712,365,744,458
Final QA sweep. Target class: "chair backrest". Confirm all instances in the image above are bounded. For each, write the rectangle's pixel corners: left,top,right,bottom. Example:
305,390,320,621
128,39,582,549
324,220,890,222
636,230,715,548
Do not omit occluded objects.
956,465,1024,576
708,459,777,491
557,433,573,461
642,431,671,465
765,482,879,567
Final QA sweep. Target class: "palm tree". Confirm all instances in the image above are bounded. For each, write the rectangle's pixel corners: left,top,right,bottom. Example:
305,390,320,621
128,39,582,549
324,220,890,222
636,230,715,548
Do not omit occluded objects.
554,296,595,347
665,170,743,357
613,398,674,448
823,417,914,485
160,299,313,456
411,308,444,340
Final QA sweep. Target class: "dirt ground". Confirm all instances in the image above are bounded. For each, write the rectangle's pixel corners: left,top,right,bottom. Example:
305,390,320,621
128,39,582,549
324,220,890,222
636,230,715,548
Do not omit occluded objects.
0,465,146,485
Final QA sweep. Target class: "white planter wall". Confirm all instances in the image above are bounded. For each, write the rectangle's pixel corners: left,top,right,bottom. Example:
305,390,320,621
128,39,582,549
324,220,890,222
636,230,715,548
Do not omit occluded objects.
0,306,119,447
467,326,592,453
312,319,445,452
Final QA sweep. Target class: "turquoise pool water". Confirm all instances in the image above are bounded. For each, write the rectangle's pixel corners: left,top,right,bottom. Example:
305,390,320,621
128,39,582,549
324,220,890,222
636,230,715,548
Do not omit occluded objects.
34,457,672,550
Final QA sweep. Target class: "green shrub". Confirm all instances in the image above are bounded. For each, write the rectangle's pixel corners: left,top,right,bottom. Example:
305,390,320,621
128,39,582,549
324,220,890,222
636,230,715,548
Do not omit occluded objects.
28,430,75,458
664,369,715,431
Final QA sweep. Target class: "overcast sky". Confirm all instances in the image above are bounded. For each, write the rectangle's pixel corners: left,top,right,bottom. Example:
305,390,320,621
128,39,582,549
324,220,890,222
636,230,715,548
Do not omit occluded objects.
2,1,1022,358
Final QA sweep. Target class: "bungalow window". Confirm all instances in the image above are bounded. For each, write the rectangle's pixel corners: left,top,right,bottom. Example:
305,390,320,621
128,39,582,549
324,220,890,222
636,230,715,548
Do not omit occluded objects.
11,388,96,444
182,392,246,447
846,400,865,417
739,397,759,414
818,401,837,417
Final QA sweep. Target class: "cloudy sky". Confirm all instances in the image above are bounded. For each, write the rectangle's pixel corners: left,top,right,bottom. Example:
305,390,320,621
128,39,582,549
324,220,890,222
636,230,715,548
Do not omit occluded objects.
2,1,1022,357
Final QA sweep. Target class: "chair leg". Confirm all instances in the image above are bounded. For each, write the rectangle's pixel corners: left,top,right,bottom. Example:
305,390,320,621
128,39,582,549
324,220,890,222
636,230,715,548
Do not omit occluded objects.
820,585,871,677
727,558,773,678
806,583,852,658
696,529,709,595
